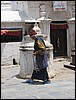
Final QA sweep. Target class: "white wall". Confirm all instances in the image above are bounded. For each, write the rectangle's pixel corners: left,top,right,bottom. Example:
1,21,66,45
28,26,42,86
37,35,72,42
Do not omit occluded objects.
1,42,21,65
1,22,25,65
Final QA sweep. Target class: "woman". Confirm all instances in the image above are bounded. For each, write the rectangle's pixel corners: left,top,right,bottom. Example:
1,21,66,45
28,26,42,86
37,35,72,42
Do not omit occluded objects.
26,29,51,84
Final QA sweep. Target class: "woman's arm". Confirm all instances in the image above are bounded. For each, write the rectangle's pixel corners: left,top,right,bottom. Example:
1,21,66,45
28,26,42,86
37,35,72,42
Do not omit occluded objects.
33,39,46,56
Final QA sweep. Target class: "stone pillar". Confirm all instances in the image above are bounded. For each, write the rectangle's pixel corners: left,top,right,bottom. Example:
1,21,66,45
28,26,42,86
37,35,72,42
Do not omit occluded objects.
70,48,75,65
38,18,52,43
68,17,75,57
19,41,34,78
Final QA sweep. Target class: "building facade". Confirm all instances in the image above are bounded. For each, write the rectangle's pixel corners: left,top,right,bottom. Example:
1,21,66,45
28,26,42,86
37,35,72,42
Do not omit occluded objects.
1,1,75,65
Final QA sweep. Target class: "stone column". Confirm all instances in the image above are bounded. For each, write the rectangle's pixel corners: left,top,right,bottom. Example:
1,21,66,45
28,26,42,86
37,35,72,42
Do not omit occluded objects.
19,42,34,78
38,18,52,43
68,17,75,57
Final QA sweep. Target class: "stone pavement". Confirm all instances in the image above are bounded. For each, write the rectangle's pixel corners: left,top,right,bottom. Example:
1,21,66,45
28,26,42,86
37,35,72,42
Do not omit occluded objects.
1,57,75,99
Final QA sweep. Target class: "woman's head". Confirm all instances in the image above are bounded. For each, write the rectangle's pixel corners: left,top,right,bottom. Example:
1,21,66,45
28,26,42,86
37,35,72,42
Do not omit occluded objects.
29,29,37,40
29,23,47,40
29,29,47,40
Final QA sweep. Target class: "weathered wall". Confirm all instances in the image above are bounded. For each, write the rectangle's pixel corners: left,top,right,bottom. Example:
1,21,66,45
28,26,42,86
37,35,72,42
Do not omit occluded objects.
1,22,25,65
1,22,25,34
1,42,21,65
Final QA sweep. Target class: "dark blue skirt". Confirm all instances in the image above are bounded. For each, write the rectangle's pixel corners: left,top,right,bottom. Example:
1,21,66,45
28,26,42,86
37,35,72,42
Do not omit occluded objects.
36,52,48,69
31,68,49,81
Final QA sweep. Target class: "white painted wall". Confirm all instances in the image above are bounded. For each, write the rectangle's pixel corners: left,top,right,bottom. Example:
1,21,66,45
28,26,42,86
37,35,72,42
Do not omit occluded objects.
1,22,26,65
1,42,21,65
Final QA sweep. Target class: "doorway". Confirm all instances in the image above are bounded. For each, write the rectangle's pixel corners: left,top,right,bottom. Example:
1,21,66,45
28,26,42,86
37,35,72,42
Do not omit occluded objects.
50,21,68,57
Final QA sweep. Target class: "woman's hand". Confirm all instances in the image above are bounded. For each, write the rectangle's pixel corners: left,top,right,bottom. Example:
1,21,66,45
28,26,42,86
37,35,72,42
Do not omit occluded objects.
33,50,44,56
33,52,37,56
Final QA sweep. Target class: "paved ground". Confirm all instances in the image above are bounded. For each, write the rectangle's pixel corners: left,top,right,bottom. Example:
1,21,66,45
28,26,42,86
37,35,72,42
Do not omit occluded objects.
1,57,75,99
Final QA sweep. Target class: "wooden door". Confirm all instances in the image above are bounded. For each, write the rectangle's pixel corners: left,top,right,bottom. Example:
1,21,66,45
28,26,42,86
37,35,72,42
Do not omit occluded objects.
50,29,67,57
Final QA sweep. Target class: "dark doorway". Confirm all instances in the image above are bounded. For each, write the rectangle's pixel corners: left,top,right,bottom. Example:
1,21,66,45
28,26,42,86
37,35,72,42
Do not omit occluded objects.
50,21,67,57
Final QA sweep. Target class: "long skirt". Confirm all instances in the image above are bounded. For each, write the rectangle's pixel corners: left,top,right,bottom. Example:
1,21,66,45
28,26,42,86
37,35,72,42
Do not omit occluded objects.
31,68,49,81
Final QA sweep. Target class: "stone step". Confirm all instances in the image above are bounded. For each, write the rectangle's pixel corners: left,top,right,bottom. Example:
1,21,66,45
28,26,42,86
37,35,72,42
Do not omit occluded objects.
64,64,75,70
